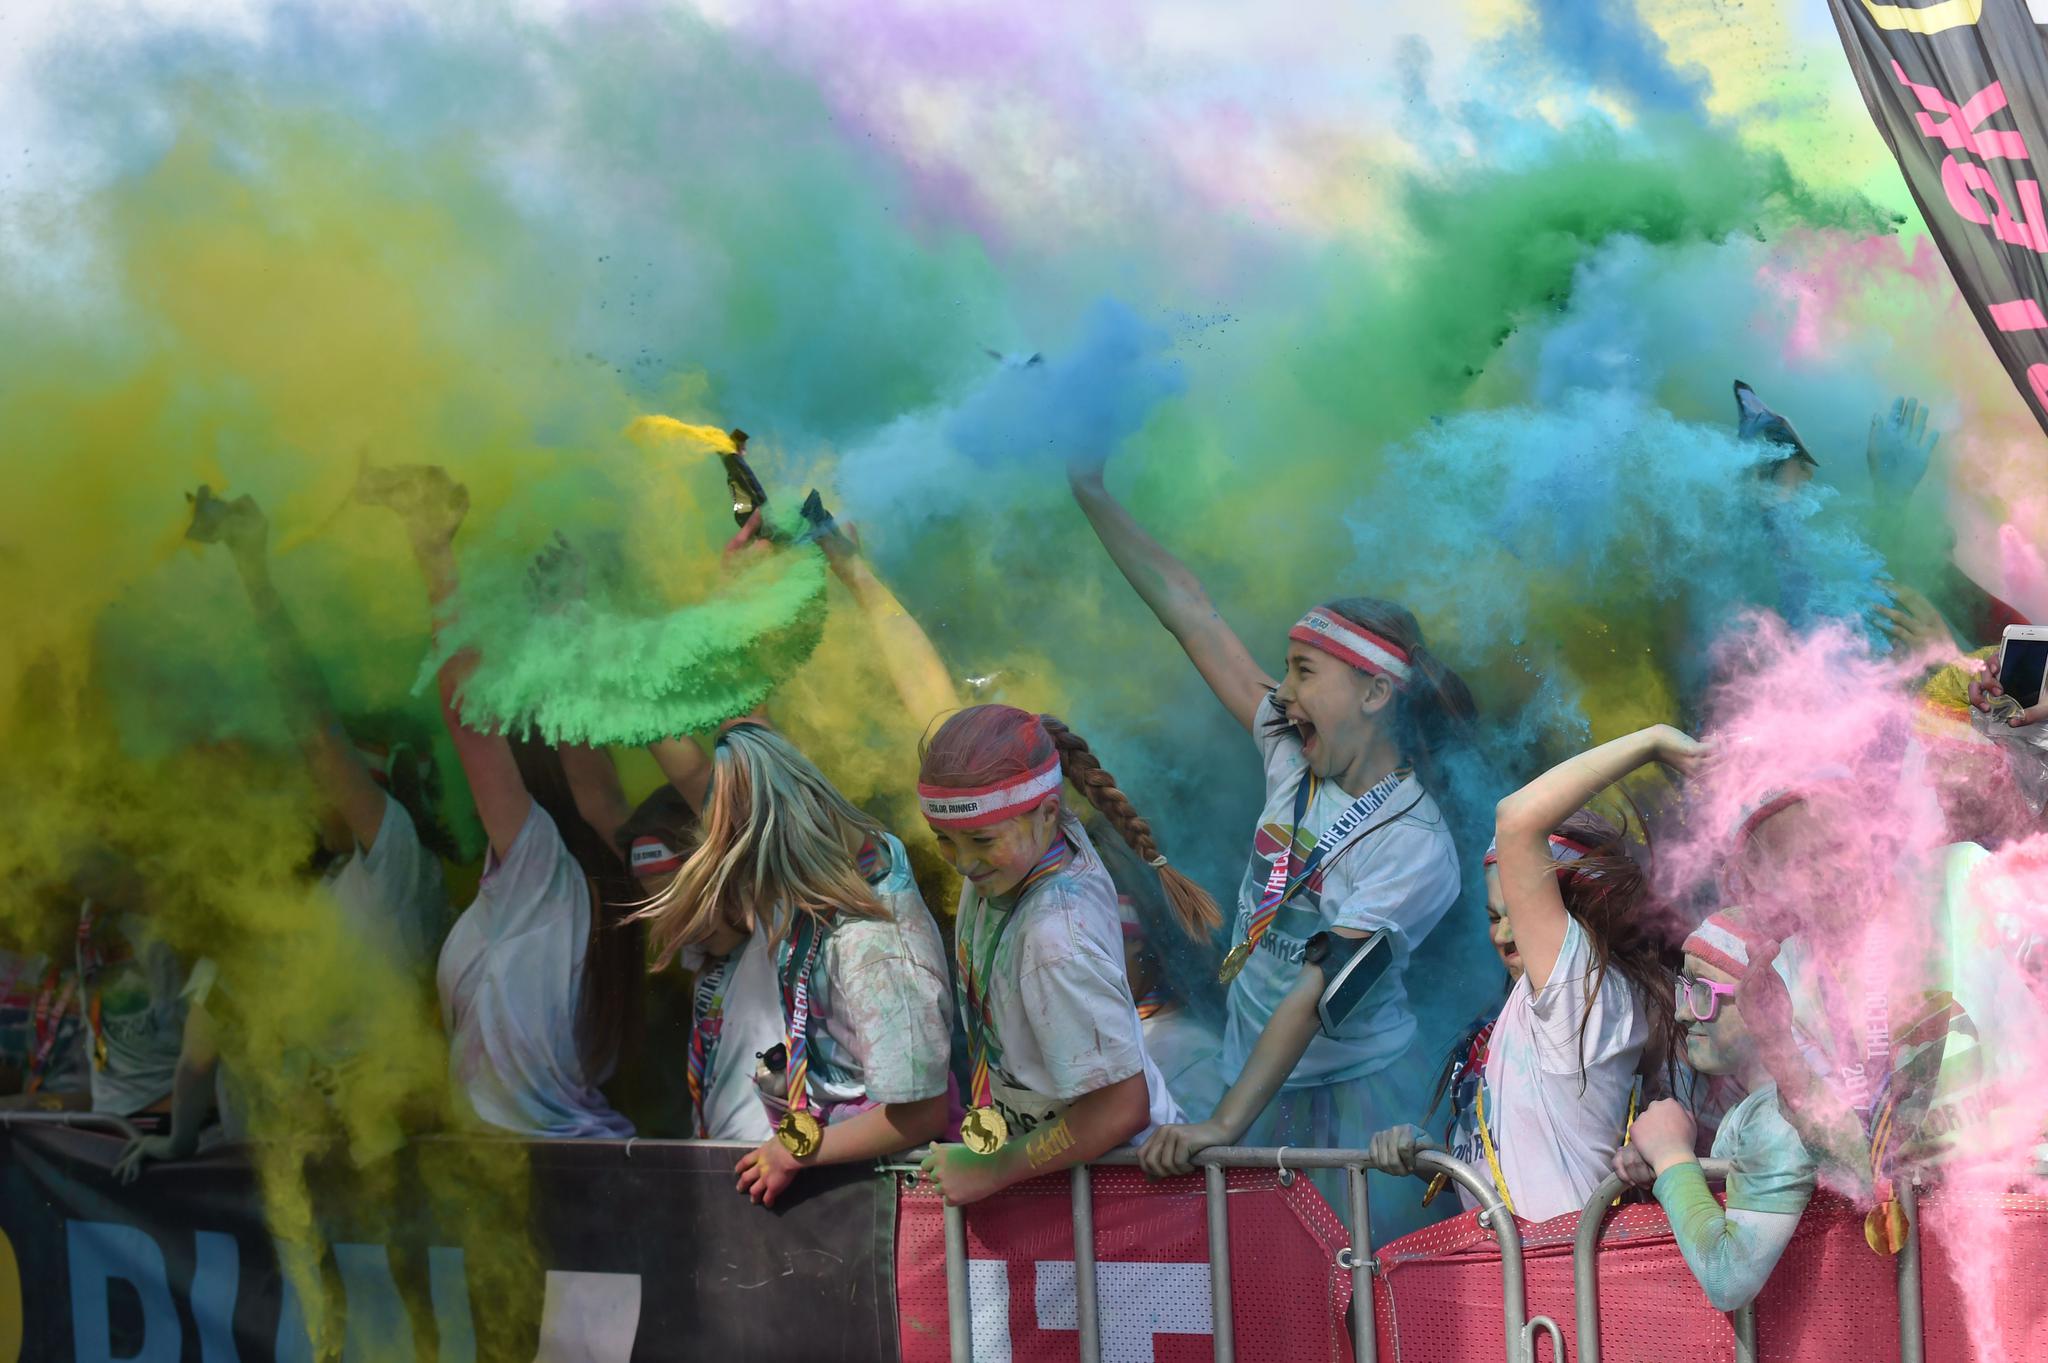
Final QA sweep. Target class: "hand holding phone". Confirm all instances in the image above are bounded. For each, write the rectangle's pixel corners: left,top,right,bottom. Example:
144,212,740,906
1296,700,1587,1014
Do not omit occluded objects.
1977,626,2048,728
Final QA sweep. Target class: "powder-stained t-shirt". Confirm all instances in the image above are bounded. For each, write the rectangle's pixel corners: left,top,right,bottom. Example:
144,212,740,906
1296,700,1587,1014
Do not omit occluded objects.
325,793,446,979
83,910,187,1118
438,802,633,1139
953,817,1181,1143
693,833,953,1136
1223,694,1461,1088
1714,1081,1816,1214
1464,916,1646,1222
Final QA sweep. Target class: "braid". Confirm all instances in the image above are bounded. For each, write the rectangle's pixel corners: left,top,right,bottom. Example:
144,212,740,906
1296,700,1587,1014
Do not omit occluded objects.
1039,715,1221,941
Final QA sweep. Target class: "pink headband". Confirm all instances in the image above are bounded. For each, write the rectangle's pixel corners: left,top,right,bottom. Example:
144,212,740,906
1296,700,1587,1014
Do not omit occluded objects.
1482,833,1597,868
630,836,686,877
918,752,1063,830
1683,912,1763,978
1289,609,1412,684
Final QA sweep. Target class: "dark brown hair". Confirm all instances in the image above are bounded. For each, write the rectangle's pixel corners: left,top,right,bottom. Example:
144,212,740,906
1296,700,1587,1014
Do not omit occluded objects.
1548,805,1683,1098
510,737,645,1085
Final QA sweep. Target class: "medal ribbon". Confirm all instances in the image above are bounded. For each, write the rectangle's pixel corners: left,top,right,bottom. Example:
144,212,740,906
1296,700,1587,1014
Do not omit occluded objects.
777,913,826,1120
687,956,734,1139
25,969,78,1094
74,902,111,1072
1229,766,1408,966
957,838,1070,1110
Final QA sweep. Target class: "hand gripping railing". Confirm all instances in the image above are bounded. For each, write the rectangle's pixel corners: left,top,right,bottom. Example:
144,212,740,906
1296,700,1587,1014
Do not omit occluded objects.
0,1108,144,1141
1573,1162,1926,1363
936,1144,1549,1363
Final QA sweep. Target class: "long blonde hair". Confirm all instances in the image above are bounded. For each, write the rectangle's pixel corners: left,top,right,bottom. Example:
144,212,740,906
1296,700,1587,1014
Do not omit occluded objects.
633,724,890,968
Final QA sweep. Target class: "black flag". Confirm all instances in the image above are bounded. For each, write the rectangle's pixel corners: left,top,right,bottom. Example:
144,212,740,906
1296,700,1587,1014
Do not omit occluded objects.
1829,0,2048,435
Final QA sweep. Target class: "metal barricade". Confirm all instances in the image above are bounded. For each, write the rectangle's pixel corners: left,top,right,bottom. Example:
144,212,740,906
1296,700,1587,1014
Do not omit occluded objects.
0,1108,144,1141
1573,1160,1928,1363
1574,1161,1743,1363
936,1144,1545,1363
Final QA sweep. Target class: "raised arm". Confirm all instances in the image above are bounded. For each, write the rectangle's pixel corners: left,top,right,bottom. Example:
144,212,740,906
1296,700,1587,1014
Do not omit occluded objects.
821,524,960,730
557,744,632,853
357,466,532,861
1069,467,1272,732
1493,725,1703,992
187,489,388,851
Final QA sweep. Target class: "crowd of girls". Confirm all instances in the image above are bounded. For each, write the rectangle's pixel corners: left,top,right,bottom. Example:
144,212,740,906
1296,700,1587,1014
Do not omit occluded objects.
5,383,2041,1312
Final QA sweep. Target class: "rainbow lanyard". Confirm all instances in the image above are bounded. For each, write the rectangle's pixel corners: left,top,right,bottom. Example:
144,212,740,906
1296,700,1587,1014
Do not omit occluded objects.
956,838,1070,1110
24,968,78,1094
687,954,736,1139
775,913,827,1123
1231,767,1408,964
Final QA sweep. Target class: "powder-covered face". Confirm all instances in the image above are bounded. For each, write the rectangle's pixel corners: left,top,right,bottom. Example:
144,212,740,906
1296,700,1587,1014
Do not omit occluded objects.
1271,641,1393,784
929,796,1062,898
1482,865,1524,982
1678,953,1751,1077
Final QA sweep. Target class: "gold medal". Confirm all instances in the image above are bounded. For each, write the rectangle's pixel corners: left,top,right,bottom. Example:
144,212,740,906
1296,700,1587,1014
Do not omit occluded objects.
961,1105,1010,1156
1420,1171,1448,1207
1217,941,1253,984
1864,1198,1908,1256
776,1108,823,1159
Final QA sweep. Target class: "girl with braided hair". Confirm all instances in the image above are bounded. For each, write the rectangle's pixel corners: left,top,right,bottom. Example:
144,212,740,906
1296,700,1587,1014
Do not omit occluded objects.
1072,467,1474,1236
915,704,1220,1206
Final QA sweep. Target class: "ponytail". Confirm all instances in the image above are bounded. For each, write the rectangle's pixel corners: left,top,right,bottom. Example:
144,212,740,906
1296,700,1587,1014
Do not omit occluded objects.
1039,717,1221,941
920,705,1221,941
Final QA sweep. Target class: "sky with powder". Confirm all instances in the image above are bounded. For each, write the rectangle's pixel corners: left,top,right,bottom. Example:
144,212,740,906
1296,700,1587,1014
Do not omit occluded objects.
6,0,2048,1108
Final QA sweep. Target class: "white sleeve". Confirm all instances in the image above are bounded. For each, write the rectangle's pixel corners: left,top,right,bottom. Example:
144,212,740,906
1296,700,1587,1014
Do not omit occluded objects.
1014,914,1146,1101
1526,917,1640,1075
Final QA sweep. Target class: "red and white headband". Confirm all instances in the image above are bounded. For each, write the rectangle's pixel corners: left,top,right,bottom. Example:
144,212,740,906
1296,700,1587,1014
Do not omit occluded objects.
1290,609,1411,684
630,836,686,877
1482,833,1596,868
918,752,1063,830
1682,911,1764,978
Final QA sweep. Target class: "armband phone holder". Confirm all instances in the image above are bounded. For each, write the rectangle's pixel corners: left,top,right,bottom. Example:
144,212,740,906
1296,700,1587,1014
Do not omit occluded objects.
1304,928,1394,1036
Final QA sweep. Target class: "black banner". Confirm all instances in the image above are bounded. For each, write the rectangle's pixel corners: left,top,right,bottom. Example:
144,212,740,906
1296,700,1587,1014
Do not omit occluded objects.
1829,0,2048,435
0,1124,897,1362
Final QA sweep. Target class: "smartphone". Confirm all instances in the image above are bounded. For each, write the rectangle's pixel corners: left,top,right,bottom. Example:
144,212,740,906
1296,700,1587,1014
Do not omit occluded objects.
1309,928,1395,1035
1999,626,2048,710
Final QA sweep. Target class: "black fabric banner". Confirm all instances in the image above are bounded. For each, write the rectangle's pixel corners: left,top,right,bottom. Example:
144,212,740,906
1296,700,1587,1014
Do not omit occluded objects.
1829,0,2048,435
0,1124,898,1362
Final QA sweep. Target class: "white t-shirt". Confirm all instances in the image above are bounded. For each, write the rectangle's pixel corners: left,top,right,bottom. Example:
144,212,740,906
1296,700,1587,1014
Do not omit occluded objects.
1144,1006,1227,1124
325,793,446,979
83,910,187,1117
689,833,954,1138
953,817,1182,1143
437,803,633,1139
1222,694,1461,1087
1466,916,1646,1222
686,934,782,1142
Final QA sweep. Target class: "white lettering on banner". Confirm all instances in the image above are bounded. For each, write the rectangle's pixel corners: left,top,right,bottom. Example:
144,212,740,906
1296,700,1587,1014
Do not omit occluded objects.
532,1271,644,1363
968,1259,1014,1363
967,1259,1213,1363
1036,1262,1214,1363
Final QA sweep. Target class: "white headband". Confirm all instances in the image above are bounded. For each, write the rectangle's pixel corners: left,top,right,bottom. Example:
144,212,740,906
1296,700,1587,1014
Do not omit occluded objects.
918,754,1063,830
1289,609,1413,684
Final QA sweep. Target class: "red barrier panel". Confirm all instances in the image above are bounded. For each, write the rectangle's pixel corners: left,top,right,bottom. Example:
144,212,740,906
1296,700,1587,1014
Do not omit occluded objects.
1371,1186,2048,1363
897,1166,1354,1363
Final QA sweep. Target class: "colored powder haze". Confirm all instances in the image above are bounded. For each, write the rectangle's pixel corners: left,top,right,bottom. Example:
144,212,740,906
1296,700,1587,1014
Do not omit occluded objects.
5,0,2048,1355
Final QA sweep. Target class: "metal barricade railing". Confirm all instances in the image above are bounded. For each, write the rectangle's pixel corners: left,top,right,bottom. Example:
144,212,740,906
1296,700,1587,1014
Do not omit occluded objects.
934,1144,1549,1363
0,1108,144,1141
1573,1162,1927,1363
